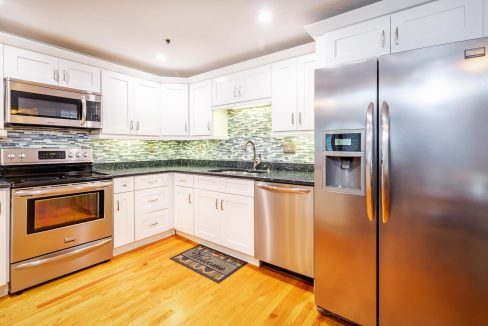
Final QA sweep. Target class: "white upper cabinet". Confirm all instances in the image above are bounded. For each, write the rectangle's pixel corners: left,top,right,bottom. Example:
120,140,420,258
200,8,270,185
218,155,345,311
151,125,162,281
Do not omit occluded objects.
4,46,59,86
318,16,391,67
272,58,298,132
297,53,316,131
212,65,271,107
4,46,100,92
58,59,101,92
161,84,189,136
133,79,161,136
101,70,134,135
271,54,316,133
190,80,213,136
391,0,483,53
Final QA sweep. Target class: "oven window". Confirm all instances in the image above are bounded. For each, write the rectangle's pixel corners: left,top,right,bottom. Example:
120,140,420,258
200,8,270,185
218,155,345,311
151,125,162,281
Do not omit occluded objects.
27,191,104,233
11,90,81,120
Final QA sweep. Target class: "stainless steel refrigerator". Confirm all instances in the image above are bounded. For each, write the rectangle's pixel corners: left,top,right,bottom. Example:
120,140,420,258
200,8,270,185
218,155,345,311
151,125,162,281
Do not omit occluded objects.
314,37,488,325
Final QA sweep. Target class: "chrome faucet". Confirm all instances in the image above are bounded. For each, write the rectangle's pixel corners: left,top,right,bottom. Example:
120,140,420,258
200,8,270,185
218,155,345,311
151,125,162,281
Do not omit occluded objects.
243,140,261,171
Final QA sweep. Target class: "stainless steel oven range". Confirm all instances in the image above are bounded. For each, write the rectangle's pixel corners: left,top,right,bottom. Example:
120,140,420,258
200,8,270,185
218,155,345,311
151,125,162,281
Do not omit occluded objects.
0,148,113,293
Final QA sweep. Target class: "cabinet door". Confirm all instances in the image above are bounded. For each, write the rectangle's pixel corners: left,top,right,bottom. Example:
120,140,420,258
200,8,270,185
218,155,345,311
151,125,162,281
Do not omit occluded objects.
391,0,483,53
58,59,101,92
174,186,194,235
113,192,135,248
193,189,221,243
220,193,254,256
297,53,316,131
0,191,7,287
190,80,213,136
271,58,298,132
134,79,161,136
161,84,189,136
237,65,271,103
101,70,134,135
318,16,390,67
4,46,59,86
213,76,239,106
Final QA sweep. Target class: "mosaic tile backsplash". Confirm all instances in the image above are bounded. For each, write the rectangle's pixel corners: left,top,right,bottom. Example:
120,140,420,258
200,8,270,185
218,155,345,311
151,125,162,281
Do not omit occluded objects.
0,105,314,164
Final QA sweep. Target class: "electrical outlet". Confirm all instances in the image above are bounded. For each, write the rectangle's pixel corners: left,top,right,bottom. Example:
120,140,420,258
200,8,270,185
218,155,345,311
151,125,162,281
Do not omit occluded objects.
146,143,155,153
283,142,296,154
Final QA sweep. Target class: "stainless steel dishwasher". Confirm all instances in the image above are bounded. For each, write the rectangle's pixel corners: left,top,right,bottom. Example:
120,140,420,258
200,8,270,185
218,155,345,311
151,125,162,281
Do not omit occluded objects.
255,182,314,277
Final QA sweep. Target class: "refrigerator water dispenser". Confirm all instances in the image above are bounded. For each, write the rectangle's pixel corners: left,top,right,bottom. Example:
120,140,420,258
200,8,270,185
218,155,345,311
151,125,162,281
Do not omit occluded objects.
322,130,365,195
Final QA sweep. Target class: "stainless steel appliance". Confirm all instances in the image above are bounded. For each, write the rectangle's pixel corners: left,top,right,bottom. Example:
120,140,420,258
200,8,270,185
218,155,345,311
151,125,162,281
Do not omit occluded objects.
255,182,314,277
5,78,102,129
314,38,488,325
0,148,113,293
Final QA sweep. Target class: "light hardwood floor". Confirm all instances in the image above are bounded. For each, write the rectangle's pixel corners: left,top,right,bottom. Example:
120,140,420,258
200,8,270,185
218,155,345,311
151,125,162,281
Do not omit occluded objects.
0,235,344,325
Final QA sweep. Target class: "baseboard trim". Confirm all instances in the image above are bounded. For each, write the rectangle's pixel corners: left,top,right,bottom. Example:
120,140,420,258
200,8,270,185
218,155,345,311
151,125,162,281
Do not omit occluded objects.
175,231,260,266
113,229,176,256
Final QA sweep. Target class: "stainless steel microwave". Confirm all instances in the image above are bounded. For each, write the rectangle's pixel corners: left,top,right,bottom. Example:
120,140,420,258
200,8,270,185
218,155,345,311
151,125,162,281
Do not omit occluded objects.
5,78,102,129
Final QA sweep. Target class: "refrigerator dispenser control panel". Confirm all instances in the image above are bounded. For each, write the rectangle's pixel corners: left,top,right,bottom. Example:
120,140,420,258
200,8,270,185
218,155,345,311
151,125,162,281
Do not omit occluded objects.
325,133,362,152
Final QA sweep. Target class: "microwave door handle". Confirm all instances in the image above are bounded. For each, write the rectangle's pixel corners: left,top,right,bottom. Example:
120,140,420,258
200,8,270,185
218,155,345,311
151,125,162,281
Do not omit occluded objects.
81,96,87,126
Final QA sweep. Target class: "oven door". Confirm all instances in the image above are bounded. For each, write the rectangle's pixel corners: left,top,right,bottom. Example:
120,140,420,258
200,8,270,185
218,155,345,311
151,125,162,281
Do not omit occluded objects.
5,78,102,129
11,180,113,263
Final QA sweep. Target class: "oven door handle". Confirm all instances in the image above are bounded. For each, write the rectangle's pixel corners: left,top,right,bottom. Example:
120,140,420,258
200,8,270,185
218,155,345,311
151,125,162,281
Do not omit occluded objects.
14,181,112,198
13,238,112,270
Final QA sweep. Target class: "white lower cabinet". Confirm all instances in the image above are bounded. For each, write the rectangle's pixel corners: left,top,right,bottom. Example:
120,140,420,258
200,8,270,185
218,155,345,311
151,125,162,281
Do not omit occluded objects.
174,185,194,235
194,189,221,243
113,191,135,248
135,209,171,241
0,190,8,289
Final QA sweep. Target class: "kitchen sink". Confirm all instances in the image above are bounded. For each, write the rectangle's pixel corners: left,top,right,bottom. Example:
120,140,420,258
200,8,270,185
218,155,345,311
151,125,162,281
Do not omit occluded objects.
207,168,269,175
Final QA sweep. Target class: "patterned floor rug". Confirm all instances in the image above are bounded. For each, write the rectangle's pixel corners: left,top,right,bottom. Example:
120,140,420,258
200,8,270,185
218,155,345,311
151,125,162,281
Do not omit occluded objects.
170,245,247,283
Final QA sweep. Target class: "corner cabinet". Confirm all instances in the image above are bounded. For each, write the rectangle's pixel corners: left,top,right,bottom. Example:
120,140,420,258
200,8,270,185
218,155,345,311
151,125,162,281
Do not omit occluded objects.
161,84,189,136
390,0,483,53
4,45,100,92
189,80,213,136
271,53,316,133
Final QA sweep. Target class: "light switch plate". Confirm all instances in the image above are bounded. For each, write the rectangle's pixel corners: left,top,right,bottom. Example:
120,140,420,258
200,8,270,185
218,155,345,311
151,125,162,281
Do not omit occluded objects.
283,142,296,154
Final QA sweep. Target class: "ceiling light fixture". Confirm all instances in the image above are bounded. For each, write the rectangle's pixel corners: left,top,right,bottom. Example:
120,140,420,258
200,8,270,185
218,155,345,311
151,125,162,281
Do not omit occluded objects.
257,8,273,24
156,53,167,62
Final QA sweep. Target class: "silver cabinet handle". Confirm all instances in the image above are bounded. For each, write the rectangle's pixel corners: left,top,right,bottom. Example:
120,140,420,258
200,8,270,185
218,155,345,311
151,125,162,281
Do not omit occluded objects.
136,121,140,131
80,95,87,126
220,199,224,211
365,102,374,222
63,70,67,82
188,194,191,204
257,184,311,194
291,113,295,126
395,27,399,45
148,197,159,202
117,200,120,212
298,112,302,126
13,238,112,270
381,30,385,48
215,198,219,209
184,123,188,132
130,120,134,130
149,222,159,227
53,68,57,82
207,121,211,131
233,87,237,98
380,101,391,223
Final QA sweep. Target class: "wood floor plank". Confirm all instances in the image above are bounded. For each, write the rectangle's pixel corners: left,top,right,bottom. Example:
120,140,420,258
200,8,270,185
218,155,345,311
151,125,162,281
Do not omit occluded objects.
0,235,344,325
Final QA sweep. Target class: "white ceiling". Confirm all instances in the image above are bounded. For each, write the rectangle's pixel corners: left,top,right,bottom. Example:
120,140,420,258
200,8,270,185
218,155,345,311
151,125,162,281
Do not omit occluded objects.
0,0,379,77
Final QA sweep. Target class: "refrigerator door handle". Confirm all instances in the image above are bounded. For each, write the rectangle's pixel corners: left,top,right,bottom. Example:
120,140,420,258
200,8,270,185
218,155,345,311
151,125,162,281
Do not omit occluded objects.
380,101,391,223
365,102,374,222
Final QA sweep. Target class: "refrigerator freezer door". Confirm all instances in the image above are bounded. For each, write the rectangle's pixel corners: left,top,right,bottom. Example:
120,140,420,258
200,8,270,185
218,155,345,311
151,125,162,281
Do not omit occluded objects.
314,58,377,326
379,38,488,325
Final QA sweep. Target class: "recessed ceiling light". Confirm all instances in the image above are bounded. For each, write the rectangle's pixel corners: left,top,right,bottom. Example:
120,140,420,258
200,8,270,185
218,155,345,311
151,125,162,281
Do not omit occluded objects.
257,9,273,24
156,53,167,62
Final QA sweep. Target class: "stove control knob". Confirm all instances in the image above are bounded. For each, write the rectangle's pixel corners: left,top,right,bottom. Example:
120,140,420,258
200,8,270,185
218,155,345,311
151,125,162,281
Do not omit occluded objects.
7,153,15,159
75,152,81,158
68,152,74,158
83,152,88,158
19,153,26,159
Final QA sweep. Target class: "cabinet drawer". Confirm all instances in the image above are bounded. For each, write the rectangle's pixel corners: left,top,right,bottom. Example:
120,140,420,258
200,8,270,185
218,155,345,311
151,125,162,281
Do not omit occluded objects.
134,173,168,190
113,177,135,193
135,186,169,215
135,209,170,241
174,173,194,187
194,175,254,197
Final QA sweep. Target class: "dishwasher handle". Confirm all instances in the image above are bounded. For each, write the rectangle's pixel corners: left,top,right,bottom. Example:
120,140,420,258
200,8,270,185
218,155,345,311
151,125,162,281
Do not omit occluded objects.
257,184,311,194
